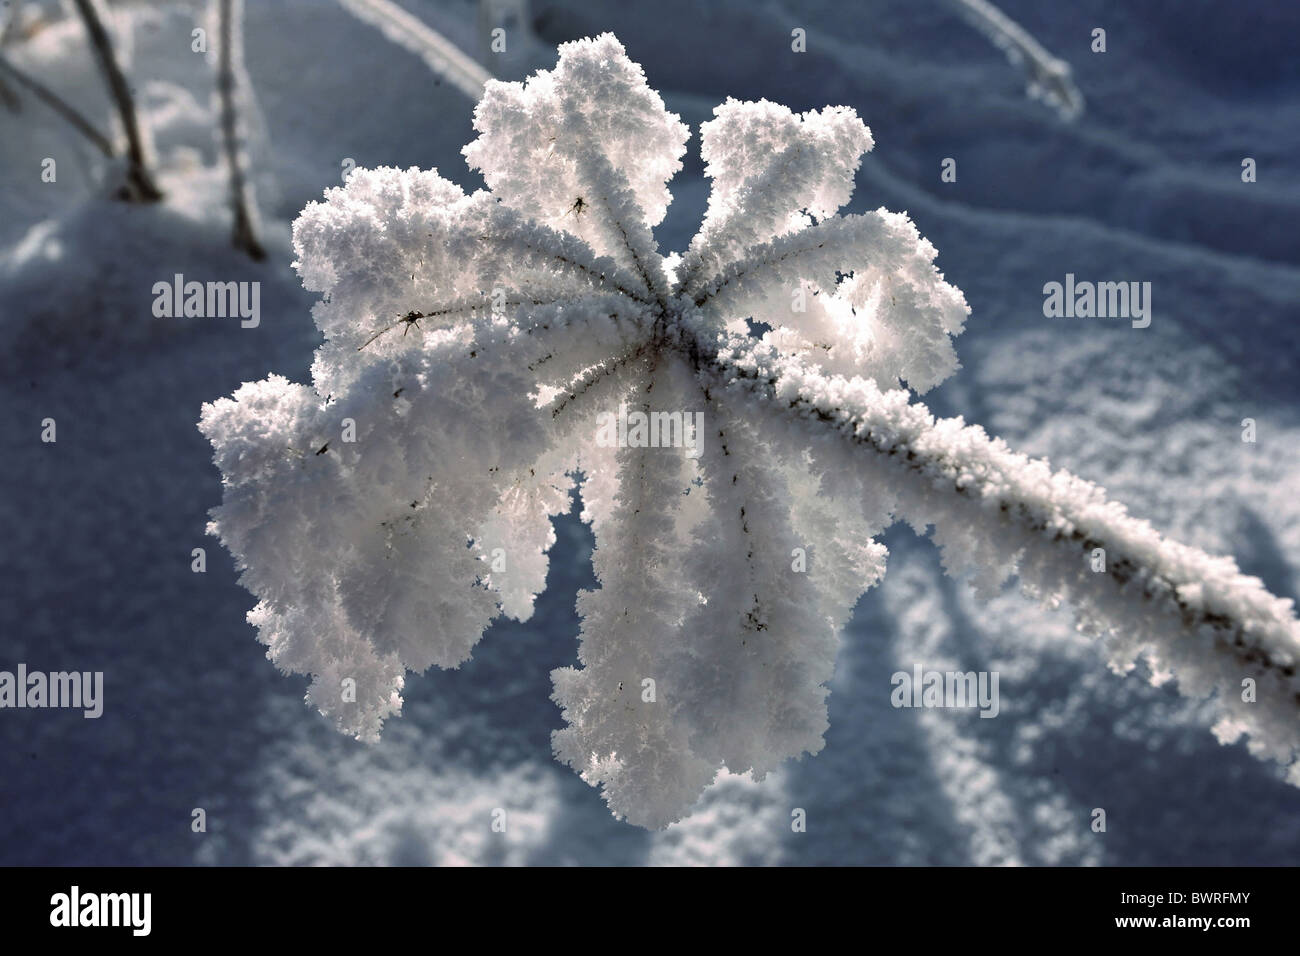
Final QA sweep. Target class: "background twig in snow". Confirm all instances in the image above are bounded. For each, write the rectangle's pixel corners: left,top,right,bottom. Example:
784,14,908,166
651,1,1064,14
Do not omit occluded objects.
71,0,162,201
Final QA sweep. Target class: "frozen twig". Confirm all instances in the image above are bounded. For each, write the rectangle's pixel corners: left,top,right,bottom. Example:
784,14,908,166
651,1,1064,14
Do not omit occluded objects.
703,337,1300,782
71,0,162,201
215,0,265,260
335,0,493,100
0,52,111,150
946,0,1085,120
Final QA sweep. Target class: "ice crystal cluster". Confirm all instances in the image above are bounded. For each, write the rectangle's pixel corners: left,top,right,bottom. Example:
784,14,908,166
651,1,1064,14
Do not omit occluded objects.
200,34,1300,827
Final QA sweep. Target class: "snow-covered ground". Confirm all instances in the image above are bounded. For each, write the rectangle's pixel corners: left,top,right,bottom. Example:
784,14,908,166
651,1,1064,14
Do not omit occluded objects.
1,0,1297,864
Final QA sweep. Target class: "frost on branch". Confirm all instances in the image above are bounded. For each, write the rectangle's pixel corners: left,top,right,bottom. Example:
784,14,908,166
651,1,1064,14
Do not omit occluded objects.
200,34,1300,828
945,0,1085,121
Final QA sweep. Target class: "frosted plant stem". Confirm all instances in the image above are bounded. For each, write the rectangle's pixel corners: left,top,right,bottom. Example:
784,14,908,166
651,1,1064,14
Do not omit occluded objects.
336,0,492,99
71,0,162,201
0,4,17,48
700,341,1300,747
0,53,111,151
201,35,1300,822
0,71,17,113
216,0,265,260
946,0,1084,120
0,5,16,110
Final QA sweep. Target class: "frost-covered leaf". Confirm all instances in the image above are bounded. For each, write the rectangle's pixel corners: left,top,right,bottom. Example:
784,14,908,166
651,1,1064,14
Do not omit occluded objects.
201,33,1300,828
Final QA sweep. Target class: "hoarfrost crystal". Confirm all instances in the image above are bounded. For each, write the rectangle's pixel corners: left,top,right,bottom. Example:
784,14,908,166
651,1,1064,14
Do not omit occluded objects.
200,34,1300,828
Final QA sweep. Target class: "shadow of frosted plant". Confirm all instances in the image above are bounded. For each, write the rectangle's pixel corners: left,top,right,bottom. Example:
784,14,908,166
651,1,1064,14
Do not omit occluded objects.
199,34,1300,829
